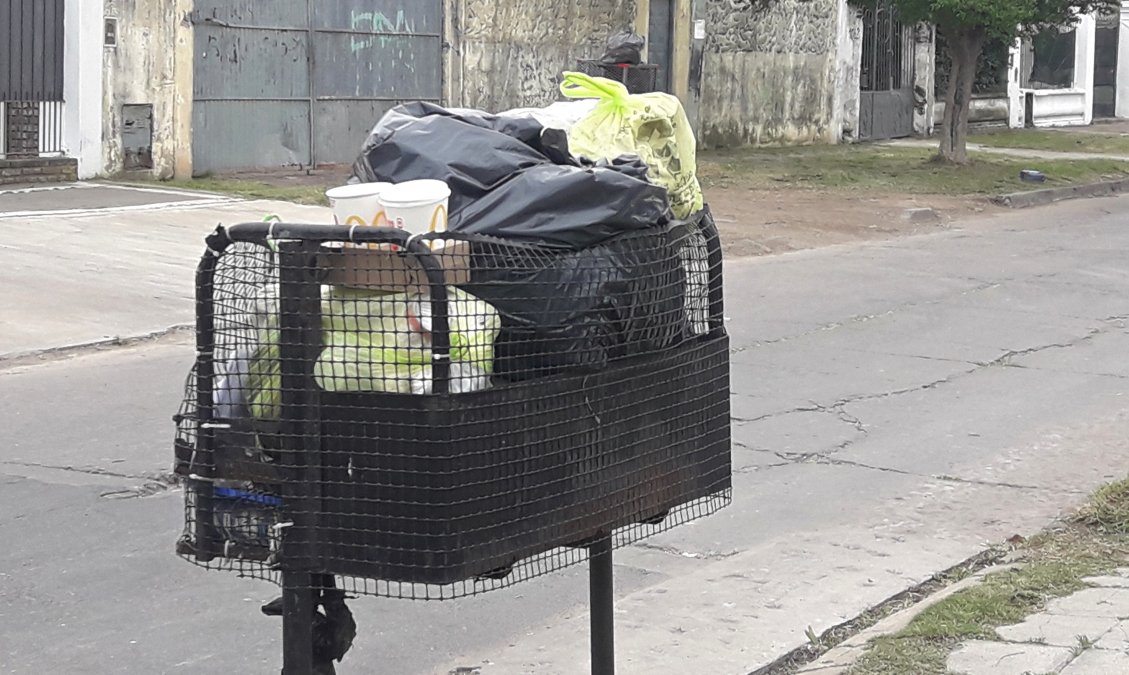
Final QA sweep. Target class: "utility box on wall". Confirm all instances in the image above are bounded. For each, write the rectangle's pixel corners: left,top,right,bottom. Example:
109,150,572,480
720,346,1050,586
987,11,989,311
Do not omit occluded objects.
122,104,153,170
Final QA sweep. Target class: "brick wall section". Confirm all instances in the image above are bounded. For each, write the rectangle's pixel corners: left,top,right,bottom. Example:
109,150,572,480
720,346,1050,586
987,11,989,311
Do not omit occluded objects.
0,157,79,185
4,101,41,158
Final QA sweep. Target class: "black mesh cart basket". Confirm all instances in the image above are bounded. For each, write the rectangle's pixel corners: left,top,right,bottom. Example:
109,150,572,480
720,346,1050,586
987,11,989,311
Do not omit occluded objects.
174,209,731,674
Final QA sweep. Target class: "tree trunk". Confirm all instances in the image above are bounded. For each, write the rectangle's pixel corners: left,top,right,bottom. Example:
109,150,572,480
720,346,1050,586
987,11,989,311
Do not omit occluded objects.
938,28,985,164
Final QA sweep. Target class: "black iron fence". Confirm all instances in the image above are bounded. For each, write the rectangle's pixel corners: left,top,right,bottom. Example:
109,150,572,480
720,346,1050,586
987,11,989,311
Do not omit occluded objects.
1,0,66,158
860,3,915,93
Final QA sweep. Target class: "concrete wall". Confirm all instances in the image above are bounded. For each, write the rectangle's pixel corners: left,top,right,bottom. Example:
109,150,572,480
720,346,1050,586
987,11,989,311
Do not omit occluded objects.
934,95,1011,127
101,0,192,178
449,0,638,111
699,0,841,147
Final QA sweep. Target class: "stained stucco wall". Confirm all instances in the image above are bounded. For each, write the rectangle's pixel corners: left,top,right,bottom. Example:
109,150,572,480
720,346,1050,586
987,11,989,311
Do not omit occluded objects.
102,0,191,178
451,0,638,111
701,0,841,146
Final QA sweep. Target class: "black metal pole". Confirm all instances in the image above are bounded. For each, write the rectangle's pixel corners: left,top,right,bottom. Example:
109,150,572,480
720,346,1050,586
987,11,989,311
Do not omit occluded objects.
589,535,615,675
277,241,324,675
281,571,316,675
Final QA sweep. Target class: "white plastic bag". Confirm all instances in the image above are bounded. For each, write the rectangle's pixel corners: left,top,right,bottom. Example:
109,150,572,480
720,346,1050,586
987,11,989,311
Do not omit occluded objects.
495,99,599,133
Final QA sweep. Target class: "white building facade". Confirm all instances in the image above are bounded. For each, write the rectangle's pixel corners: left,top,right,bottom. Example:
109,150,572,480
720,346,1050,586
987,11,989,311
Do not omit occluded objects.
1004,3,1129,128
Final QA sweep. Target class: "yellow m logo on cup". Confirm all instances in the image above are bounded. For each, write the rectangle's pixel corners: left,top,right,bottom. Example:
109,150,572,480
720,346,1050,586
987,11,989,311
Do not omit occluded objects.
343,211,388,228
327,182,391,229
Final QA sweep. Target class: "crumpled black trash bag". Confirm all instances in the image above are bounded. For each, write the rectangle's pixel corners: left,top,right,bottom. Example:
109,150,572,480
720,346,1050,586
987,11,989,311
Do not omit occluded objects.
349,101,548,168
464,224,689,380
313,589,356,673
601,31,646,65
351,102,672,250
450,158,670,248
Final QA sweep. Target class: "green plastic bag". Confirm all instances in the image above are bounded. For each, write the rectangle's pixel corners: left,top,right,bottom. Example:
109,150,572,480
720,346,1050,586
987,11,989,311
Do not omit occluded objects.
246,287,501,418
560,72,703,219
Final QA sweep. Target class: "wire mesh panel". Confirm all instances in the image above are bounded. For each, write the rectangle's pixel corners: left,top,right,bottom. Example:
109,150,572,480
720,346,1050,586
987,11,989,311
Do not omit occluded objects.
175,211,731,600
575,60,662,95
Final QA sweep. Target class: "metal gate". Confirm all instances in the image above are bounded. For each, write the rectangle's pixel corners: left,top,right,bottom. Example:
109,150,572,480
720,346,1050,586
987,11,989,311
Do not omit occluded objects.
859,2,915,141
192,0,443,174
1,0,65,157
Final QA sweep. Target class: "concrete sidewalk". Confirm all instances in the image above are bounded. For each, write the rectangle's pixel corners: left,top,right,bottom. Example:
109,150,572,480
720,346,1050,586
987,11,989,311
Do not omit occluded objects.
886,138,1129,163
948,572,1129,675
0,183,330,358
793,567,1129,675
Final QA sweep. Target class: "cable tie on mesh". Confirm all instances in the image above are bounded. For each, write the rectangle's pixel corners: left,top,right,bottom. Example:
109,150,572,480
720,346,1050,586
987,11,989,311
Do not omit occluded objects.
267,221,278,242
584,393,602,425
348,223,359,243
188,474,215,483
272,521,294,532
200,422,231,430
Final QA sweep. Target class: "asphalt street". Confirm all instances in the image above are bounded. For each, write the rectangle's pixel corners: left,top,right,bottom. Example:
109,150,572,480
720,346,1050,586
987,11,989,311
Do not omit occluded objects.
3,184,1129,674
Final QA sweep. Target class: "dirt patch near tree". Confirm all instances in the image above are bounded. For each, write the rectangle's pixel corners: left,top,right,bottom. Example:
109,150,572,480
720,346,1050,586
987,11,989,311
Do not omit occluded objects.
706,187,1001,257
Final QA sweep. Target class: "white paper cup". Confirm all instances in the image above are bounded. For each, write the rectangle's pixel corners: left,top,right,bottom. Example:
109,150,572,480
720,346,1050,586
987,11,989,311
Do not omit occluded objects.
326,182,391,228
379,180,451,237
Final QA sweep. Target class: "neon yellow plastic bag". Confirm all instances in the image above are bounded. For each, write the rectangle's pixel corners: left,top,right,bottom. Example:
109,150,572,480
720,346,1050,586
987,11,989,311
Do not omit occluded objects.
246,288,500,418
560,72,703,219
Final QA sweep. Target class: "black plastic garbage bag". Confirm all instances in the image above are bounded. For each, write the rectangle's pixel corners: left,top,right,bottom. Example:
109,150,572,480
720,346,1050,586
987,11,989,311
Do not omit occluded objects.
347,100,550,187
601,31,646,65
353,113,548,218
351,102,672,249
464,224,690,381
450,160,670,249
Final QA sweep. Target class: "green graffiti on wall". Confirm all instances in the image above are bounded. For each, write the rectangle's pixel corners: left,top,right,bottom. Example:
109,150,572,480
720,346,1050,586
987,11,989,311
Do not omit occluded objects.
350,10,416,53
